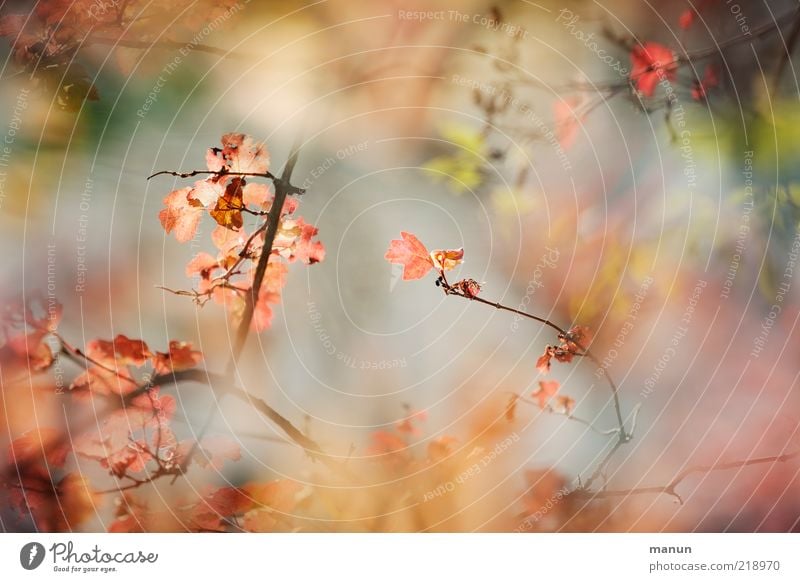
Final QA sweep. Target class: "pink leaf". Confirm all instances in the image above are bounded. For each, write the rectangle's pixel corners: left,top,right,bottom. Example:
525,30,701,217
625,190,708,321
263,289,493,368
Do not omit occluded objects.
384,232,435,281
159,187,204,243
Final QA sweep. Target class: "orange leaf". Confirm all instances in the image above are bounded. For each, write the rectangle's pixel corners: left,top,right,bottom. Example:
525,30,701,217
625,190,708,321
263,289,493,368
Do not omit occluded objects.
209,177,245,231
384,232,435,280
159,187,204,243
630,42,677,97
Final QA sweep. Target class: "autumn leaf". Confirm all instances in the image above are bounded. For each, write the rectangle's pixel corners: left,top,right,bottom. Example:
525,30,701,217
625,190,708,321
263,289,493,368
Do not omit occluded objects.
532,380,560,409
86,334,152,367
0,330,55,372
630,42,677,97
10,472,97,532
384,232,435,280
559,325,592,353
536,347,553,374
679,9,694,29
189,486,250,531
159,187,204,243
9,428,70,467
153,341,203,375
206,133,270,175
276,218,326,265
70,366,137,398
209,177,245,231
0,14,26,37
430,248,464,271
368,430,409,459
185,252,219,279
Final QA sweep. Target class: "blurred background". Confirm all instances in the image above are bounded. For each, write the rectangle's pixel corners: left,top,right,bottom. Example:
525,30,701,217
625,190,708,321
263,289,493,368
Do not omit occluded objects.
0,0,799,532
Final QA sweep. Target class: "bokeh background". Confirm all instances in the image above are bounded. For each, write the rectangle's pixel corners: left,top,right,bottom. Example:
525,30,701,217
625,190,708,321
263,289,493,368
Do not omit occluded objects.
1,0,799,532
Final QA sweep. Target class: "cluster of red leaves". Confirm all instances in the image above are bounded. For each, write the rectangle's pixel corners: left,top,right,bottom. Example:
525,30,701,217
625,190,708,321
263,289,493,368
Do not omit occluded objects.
629,37,718,102
535,325,592,374
0,293,61,375
384,232,464,281
110,479,304,532
6,428,95,531
3,323,245,531
526,326,592,416
630,42,678,97
0,1,240,109
66,335,240,478
160,133,325,332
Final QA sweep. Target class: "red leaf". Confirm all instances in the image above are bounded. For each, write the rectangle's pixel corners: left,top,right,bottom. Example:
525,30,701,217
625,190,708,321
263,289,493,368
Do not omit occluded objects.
185,252,219,278
0,14,26,37
10,472,96,532
533,380,560,409
250,259,288,332
190,486,250,531
679,9,694,29
384,232,435,280
242,182,271,208
630,42,677,97
153,341,203,375
206,133,270,175
430,248,464,271
209,177,245,231
86,334,152,367
70,366,137,398
1,330,55,371
536,347,553,374
159,187,204,243
560,325,592,353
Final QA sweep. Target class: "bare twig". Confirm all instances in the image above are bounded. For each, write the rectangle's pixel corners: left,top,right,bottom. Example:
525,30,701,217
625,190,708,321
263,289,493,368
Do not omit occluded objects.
575,450,800,504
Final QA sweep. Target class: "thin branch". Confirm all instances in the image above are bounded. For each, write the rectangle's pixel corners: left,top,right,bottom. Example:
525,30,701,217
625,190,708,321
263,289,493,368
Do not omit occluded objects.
6,366,343,482
228,136,304,368
576,450,800,504
145,134,342,478
516,394,620,436
148,169,275,182
438,276,626,436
